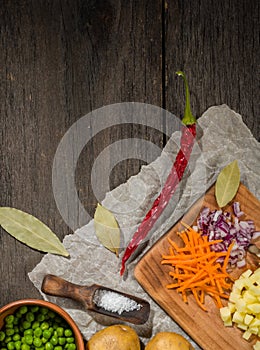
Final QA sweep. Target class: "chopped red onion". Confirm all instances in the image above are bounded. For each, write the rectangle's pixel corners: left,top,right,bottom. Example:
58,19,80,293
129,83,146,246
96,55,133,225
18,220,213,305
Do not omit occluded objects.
233,202,244,218
195,202,256,268
252,231,260,240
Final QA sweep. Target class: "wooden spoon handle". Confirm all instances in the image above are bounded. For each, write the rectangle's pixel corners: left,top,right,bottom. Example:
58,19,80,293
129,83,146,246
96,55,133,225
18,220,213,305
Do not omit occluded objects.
41,274,90,305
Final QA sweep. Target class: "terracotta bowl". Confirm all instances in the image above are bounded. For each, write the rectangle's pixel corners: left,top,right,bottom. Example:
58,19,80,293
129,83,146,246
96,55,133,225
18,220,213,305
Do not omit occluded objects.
0,299,85,350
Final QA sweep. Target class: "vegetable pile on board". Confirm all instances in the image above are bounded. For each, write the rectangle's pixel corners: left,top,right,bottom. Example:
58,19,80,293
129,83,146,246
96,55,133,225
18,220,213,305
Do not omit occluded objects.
161,158,260,345
195,201,257,268
161,223,234,311
220,268,260,342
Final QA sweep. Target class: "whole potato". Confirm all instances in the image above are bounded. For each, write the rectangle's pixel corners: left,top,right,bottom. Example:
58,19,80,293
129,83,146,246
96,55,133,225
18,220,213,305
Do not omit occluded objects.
86,324,140,350
145,332,194,350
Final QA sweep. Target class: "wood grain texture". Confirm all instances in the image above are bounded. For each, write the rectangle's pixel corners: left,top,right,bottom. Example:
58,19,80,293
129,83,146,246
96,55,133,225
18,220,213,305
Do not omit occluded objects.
0,0,163,305
164,0,260,140
134,183,260,350
0,0,259,320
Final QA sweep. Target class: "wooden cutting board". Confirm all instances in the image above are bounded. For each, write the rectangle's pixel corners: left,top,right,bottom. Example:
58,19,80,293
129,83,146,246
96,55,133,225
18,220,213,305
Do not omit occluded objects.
134,183,260,350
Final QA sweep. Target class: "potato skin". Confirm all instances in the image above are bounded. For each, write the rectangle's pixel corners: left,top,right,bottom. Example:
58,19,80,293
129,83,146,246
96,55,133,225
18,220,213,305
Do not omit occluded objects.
145,332,194,350
86,324,140,350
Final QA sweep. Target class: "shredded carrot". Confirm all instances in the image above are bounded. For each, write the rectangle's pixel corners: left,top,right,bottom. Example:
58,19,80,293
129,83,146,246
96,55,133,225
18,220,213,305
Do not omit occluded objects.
161,223,234,311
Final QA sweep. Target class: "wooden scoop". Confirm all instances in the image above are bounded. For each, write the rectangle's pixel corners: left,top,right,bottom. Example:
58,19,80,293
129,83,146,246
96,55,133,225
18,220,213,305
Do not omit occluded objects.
41,274,150,325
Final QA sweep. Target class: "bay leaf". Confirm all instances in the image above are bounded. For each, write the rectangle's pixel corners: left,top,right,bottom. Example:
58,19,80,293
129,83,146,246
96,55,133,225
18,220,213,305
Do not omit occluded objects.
0,207,69,257
94,203,120,256
215,160,240,208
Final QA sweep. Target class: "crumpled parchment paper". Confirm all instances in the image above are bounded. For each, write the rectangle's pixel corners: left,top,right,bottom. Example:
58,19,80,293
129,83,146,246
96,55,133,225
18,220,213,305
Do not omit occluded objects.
29,105,260,349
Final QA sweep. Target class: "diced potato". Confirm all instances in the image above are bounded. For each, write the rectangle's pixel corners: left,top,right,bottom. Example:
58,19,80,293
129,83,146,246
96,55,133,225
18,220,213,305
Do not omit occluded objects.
237,323,248,331
229,291,241,304
243,290,257,303
234,278,246,291
250,270,260,283
250,318,260,327
247,303,260,314
236,298,247,312
220,306,231,322
253,340,260,350
249,326,258,335
241,269,253,278
227,302,236,313
242,277,254,289
250,286,260,296
232,311,244,324
244,314,254,325
220,268,260,343
242,330,252,340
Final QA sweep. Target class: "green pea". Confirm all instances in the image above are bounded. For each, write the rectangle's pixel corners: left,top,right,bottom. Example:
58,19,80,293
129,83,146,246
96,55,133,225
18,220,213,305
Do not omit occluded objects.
5,329,14,337
14,312,22,319
12,335,20,342
14,341,21,350
37,314,45,322
42,330,51,340
66,337,74,344
58,337,66,346
40,308,49,315
54,317,62,325
64,329,72,337
12,318,18,326
23,330,33,337
5,316,14,324
41,337,48,345
21,322,30,331
32,321,40,330
50,336,58,346
4,337,12,344
47,311,55,319
33,327,42,338
53,346,62,350
45,342,53,350
53,330,57,338
13,327,19,334
25,313,34,323
33,338,42,347
19,307,27,315
7,342,15,350
56,328,63,337
0,332,6,342
40,322,49,331
21,344,30,350
30,306,39,313
4,324,13,330
66,344,76,350
24,335,32,346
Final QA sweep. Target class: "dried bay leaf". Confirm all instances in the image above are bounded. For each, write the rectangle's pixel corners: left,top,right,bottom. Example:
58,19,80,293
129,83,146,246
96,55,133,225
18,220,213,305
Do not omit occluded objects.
0,207,69,257
215,160,240,208
94,203,120,256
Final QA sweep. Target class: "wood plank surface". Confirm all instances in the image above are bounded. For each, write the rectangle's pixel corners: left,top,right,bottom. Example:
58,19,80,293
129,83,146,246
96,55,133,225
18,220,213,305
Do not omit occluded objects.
134,183,260,350
0,0,163,305
164,0,259,139
0,0,259,329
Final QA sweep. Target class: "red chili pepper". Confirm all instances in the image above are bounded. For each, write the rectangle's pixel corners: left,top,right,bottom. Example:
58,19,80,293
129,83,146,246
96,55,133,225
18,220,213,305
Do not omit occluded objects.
120,71,197,275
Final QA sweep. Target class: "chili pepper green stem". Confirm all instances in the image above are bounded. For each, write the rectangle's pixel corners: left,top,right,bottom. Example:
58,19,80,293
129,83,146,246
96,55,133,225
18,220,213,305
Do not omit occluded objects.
176,71,196,125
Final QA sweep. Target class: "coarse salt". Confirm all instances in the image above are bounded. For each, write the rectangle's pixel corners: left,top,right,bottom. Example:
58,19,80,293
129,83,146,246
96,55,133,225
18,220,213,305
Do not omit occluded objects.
93,289,142,315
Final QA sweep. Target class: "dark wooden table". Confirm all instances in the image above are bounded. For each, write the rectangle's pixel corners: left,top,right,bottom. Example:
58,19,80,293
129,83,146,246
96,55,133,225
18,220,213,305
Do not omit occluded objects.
0,0,259,309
